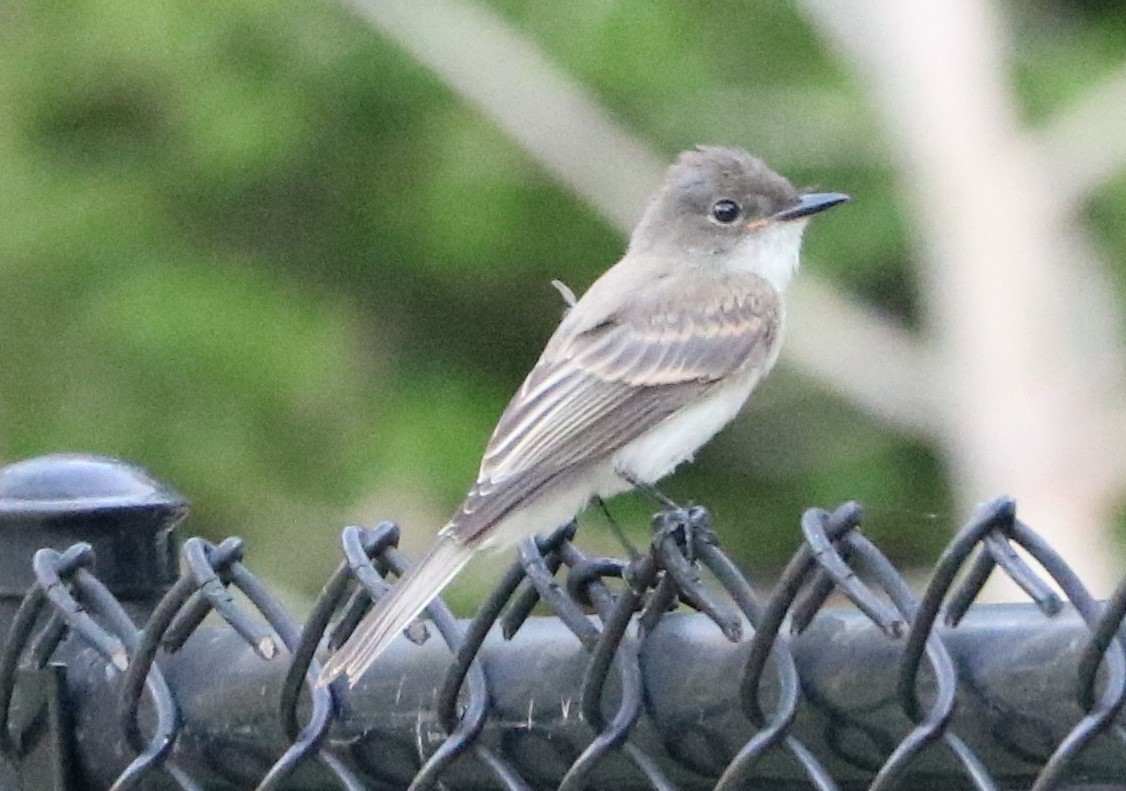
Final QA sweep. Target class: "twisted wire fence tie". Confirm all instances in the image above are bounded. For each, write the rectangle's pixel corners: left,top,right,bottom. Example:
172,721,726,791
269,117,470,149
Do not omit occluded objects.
342,527,396,592
934,496,1019,627
982,531,1062,614
47,542,95,577
33,546,129,671
943,501,1060,626
330,523,419,650
340,522,432,649
517,538,600,648
500,521,576,639
24,546,128,674
789,538,854,635
161,537,276,658
801,509,904,637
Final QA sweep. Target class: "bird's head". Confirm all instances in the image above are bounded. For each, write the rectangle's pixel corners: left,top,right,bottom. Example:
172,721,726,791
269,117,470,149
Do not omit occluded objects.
629,146,849,291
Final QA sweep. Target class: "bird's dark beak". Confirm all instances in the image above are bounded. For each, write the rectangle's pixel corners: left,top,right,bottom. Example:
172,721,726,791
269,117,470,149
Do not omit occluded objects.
772,192,850,222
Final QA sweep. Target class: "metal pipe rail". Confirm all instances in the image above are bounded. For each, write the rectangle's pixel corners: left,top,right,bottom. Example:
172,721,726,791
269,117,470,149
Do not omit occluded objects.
0,453,1123,790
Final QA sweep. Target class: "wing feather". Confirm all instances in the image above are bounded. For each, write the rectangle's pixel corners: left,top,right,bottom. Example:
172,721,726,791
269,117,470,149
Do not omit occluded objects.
449,272,780,541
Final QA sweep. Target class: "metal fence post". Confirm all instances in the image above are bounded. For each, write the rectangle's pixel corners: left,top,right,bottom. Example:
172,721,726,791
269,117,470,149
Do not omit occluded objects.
0,453,187,790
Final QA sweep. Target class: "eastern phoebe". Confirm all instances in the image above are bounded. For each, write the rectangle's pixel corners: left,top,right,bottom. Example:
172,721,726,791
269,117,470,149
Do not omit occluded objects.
320,146,848,686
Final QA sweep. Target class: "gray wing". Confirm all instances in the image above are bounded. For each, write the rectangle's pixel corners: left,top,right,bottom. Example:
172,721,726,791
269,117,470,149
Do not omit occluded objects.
448,273,781,541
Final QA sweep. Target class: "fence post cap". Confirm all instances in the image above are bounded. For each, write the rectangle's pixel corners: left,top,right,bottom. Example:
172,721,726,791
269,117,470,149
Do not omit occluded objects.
0,453,186,516
0,454,186,599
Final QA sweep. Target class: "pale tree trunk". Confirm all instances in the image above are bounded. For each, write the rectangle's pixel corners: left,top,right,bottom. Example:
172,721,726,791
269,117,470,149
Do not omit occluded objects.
805,0,1126,596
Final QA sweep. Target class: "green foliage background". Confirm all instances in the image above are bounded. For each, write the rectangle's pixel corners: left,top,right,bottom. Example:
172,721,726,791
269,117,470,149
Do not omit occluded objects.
2,0,1125,605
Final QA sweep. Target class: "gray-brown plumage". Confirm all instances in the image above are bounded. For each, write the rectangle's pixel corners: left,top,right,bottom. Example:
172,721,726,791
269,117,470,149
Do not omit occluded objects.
456,271,780,541
319,146,848,687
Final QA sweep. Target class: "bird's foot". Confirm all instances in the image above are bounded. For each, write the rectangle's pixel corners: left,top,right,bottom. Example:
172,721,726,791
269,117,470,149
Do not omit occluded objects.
651,504,714,562
595,496,641,561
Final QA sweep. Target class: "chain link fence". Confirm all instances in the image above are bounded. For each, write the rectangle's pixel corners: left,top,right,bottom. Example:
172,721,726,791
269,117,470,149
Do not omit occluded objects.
0,453,1123,790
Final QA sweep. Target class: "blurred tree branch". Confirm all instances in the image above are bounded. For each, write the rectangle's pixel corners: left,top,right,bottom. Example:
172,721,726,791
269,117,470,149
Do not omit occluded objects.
1036,61,1126,210
803,0,1126,593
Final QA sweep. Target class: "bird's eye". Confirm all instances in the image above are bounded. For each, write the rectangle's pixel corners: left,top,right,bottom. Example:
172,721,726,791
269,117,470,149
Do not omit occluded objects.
710,199,741,224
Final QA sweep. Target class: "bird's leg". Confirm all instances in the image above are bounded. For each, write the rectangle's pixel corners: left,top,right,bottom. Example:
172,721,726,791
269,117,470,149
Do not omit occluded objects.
594,496,641,561
618,471,681,511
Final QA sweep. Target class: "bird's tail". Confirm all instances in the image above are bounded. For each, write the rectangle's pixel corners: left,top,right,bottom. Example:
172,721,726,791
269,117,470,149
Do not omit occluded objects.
318,534,474,688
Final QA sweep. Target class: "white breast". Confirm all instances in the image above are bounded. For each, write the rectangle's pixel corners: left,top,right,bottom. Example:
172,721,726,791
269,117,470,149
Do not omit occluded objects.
608,367,763,487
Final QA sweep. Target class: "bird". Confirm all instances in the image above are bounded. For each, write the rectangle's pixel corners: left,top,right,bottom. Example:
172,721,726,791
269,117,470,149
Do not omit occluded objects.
319,146,848,687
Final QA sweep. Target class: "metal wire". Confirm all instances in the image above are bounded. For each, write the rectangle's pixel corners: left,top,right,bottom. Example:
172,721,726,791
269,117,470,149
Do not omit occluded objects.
1,467,1125,789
